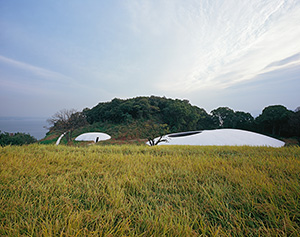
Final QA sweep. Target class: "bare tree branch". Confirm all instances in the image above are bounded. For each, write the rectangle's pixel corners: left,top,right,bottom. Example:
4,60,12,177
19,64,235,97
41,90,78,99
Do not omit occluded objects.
47,109,88,142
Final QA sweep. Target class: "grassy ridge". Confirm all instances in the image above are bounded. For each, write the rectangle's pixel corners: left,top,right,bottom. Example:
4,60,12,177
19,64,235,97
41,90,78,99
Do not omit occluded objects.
40,121,150,145
0,145,299,236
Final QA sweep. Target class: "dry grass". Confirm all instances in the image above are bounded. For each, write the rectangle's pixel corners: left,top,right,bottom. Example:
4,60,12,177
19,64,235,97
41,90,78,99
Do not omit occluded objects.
0,144,299,236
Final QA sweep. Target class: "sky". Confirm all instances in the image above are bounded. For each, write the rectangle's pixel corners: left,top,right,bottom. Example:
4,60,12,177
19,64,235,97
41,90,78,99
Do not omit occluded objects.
1,0,300,118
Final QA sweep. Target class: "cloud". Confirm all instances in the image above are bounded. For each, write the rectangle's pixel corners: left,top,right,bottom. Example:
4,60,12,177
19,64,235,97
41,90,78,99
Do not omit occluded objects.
0,55,72,82
125,0,300,93
1,0,299,117
265,53,300,69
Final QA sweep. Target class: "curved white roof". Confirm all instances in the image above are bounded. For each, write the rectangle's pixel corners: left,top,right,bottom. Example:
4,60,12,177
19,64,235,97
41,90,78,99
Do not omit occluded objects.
75,132,111,142
150,129,285,147
55,132,66,145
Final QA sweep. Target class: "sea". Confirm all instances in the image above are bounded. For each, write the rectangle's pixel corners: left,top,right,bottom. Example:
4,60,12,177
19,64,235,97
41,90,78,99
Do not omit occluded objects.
0,117,49,140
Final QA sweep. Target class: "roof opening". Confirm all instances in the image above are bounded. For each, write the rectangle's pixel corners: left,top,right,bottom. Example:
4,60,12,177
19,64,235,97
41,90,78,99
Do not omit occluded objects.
168,131,202,138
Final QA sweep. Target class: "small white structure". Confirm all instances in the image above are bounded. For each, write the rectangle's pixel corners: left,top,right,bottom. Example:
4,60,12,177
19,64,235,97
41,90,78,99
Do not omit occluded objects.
75,132,111,143
56,132,66,145
149,129,285,147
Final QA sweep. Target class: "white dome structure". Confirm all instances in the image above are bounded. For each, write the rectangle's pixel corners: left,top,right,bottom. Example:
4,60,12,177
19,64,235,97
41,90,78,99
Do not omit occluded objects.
149,129,285,147
75,132,111,143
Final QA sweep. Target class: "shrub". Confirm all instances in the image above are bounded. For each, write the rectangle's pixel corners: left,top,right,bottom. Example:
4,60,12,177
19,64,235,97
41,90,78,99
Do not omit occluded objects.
0,131,37,146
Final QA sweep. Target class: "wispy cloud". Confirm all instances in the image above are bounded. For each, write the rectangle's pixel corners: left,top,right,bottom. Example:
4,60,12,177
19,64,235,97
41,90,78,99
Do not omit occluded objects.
1,0,299,116
0,55,72,82
265,53,300,69
125,0,300,92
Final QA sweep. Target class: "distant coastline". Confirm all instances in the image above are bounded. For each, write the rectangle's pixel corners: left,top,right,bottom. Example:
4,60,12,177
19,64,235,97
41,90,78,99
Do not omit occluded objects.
0,117,48,140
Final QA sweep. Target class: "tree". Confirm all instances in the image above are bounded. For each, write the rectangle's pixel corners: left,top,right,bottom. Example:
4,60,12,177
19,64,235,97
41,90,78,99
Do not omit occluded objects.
234,111,254,130
255,105,293,136
161,99,208,131
288,110,300,137
144,121,170,146
211,107,236,128
47,109,88,142
0,131,37,146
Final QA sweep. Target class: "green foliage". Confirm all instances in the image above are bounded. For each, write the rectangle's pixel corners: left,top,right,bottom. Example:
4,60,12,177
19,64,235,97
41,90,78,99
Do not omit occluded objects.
0,131,37,146
73,120,154,141
288,110,300,137
144,121,170,146
44,97,299,143
255,105,294,136
234,111,254,129
211,107,236,128
211,107,254,130
84,96,213,133
0,145,299,235
161,99,209,131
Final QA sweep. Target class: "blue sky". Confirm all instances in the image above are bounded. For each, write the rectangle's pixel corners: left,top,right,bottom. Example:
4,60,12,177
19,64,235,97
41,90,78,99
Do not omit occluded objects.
1,0,300,117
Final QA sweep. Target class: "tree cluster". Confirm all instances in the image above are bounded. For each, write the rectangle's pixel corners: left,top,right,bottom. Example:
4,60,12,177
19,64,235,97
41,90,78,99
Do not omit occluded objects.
210,107,254,130
0,131,37,146
255,105,300,137
210,105,300,138
84,97,300,138
49,97,299,143
83,96,214,132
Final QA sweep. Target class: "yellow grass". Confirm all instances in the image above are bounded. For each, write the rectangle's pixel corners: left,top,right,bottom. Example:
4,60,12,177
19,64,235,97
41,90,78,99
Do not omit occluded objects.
0,144,299,236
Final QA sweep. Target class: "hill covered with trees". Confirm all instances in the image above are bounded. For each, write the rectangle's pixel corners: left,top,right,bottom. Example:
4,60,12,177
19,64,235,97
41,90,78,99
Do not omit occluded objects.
83,96,213,132
45,96,300,144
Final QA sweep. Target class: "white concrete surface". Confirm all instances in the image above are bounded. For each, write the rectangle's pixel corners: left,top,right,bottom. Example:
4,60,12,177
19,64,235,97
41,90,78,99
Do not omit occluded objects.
75,132,111,142
150,129,285,147
55,132,66,145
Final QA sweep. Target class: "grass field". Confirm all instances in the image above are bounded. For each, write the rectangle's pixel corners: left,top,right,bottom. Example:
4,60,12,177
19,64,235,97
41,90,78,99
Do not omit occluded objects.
0,144,299,236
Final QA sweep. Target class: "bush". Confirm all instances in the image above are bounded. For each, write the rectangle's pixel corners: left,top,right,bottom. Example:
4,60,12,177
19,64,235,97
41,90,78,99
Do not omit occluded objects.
0,131,37,146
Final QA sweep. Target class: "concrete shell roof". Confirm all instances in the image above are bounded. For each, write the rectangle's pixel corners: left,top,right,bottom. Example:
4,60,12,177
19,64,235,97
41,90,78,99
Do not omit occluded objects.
152,129,285,147
75,132,111,142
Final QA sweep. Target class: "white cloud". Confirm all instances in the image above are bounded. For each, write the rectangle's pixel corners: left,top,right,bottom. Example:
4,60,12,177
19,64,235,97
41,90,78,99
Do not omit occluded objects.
1,0,299,116
0,55,72,82
124,0,300,93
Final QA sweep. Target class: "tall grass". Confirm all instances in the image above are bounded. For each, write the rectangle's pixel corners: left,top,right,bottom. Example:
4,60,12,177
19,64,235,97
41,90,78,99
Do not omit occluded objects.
0,145,299,236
